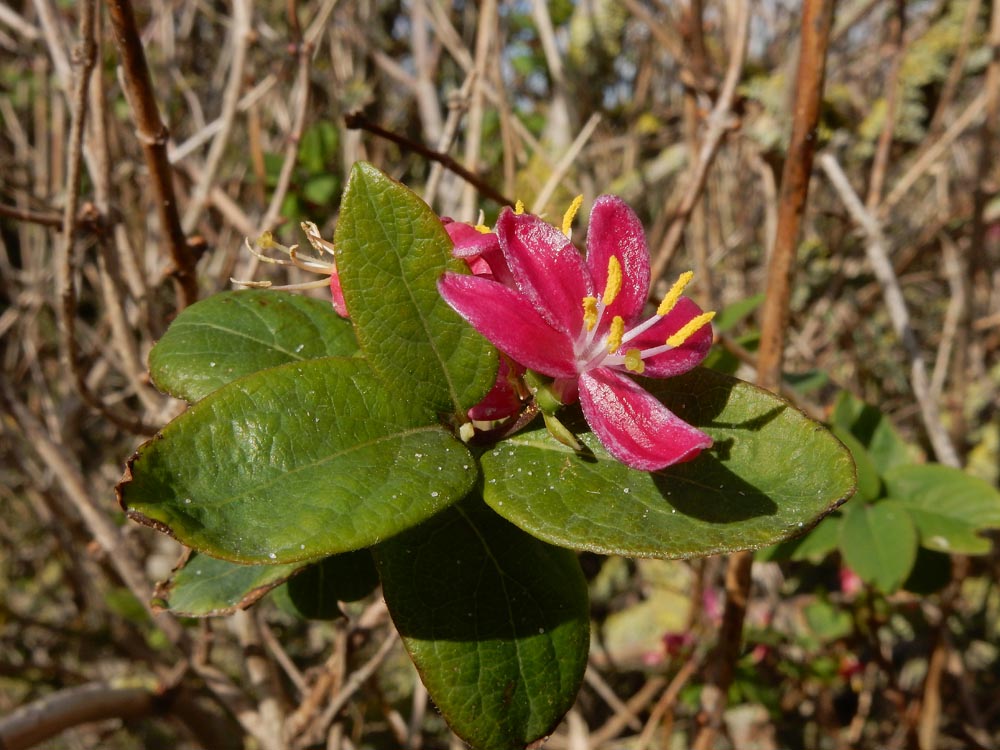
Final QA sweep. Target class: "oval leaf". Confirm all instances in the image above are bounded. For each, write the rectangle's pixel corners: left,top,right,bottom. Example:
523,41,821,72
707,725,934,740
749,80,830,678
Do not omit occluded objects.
155,551,303,617
375,497,590,750
334,162,496,414
481,368,856,558
883,464,1000,554
839,499,917,592
118,358,477,563
150,290,358,402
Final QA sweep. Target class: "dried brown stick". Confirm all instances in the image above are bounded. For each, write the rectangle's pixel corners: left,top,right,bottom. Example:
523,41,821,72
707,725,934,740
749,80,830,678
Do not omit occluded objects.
650,0,750,283
104,0,198,306
693,4,836,750
635,657,699,750
181,0,251,234
865,0,906,210
588,675,667,747
0,682,159,750
819,152,960,467
56,0,154,435
458,0,496,221
345,111,512,207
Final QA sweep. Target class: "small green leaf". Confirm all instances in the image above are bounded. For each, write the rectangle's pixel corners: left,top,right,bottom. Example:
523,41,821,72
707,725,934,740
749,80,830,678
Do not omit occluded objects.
839,500,917,592
272,551,378,620
832,427,882,501
156,552,302,617
884,464,1000,554
119,358,477,563
150,290,357,402
831,391,920,474
712,293,764,333
481,368,856,558
758,512,842,563
335,162,496,415
375,496,590,750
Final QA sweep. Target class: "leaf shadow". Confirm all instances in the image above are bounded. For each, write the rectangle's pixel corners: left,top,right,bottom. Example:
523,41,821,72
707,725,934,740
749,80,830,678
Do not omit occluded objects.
652,452,779,522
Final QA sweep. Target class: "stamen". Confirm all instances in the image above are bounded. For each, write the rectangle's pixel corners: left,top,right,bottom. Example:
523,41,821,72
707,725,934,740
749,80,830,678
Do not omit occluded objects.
561,194,584,238
514,199,525,215
624,348,645,374
603,256,622,307
474,224,492,234
656,271,695,316
666,311,716,347
606,316,625,353
582,297,599,331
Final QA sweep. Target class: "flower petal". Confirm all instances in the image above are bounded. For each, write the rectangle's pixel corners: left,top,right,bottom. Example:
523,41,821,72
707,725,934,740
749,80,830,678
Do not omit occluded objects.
438,272,578,378
627,297,713,377
468,356,525,421
329,265,348,318
496,207,590,337
578,368,712,471
586,196,650,323
444,220,500,259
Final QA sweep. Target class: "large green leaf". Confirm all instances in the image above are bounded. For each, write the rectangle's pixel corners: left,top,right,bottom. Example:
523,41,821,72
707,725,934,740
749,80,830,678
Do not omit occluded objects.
118,358,477,563
480,368,856,558
334,162,496,415
150,290,357,402
154,552,303,617
884,464,1000,554
839,499,917,592
375,497,590,750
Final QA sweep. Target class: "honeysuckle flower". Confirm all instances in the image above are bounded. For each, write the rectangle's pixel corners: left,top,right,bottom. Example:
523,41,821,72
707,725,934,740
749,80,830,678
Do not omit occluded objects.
438,195,715,471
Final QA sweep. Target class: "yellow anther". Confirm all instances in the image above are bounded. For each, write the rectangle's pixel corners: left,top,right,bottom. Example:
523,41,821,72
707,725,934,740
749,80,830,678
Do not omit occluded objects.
656,271,695,316
603,256,623,307
257,231,276,250
624,348,646,374
606,316,625,353
582,297,598,331
474,224,492,234
666,311,716,348
514,199,525,215
561,194,584,237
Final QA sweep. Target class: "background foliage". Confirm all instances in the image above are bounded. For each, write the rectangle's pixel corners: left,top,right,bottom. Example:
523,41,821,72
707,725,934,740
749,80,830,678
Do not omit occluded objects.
1,0,998,749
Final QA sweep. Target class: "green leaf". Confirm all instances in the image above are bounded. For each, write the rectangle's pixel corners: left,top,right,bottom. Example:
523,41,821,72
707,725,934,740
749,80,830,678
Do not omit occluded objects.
832,426,882,501
831,391,920,474
375,497,590,750
149,290,357,402
757,511,842,563
712,293,764,333
156,552,302,617
118,358,477,563
884,464,1000,554
839,500,917,593
481,368,856,558
334,162,496,415
272,550,378,620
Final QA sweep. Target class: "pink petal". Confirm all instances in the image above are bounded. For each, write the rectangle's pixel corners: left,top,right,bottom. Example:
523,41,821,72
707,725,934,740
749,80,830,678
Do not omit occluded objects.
468,356,525,421
627,297,713,377
578,368,712,471
444,220,501,259
586,196,650,324
330,266,349,318
438,272,578,378
496,208,590,337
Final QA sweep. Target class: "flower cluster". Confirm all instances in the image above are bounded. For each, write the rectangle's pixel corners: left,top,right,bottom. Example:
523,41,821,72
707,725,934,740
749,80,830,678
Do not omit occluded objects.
438,196,715,471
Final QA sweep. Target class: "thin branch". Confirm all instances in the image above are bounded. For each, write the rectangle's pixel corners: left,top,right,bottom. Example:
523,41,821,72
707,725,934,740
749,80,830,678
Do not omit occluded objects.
819,152,961,467
650,0,750,282
345,111,512,207
0,682,159,750
105,0,198,306
529,113,601,215
458,0,496,221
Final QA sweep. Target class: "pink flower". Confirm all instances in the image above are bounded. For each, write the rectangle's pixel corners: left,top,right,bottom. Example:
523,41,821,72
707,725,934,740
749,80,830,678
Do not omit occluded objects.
438,196,715,471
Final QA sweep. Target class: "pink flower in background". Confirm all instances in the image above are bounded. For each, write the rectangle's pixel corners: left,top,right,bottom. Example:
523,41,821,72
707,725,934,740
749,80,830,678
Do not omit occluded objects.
438,195,715,471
